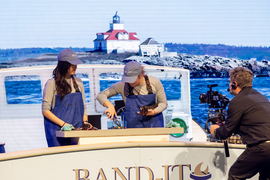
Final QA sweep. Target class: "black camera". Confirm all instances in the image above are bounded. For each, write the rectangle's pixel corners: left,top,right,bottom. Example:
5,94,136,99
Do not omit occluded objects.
199,84,230,133
199,84,230,109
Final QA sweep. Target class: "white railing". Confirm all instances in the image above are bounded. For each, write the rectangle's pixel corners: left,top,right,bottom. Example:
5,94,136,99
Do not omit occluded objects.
0,65,192,152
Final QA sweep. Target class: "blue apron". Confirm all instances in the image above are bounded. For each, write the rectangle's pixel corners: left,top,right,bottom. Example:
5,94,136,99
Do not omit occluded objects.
44,77,84,147
122,76,164,128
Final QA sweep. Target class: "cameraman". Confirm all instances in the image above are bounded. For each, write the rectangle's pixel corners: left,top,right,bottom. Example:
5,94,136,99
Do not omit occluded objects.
210,67,270,180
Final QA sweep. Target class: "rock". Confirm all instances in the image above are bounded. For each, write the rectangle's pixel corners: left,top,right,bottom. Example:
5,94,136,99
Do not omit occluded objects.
1,52,269,77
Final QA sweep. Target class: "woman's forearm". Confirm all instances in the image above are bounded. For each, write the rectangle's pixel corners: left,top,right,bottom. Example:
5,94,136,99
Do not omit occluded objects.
83,114,88,123
42,110,65,127
103,100,114,108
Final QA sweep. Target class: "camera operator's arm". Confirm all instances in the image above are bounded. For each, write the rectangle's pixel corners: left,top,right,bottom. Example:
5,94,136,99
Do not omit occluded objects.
214,101,243,139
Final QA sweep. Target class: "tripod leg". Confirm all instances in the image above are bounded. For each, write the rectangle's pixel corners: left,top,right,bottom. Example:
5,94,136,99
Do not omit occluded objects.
224,140,230,157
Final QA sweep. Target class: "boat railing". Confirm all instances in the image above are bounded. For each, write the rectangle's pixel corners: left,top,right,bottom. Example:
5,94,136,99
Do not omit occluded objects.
0,65,192,152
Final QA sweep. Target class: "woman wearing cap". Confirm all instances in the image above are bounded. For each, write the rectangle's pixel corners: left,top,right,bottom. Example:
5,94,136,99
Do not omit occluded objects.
42,48,92,147
97,61,167,128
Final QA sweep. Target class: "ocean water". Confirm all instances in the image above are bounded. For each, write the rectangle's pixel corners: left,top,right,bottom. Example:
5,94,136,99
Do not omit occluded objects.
191,77,270,127
4,77,270,128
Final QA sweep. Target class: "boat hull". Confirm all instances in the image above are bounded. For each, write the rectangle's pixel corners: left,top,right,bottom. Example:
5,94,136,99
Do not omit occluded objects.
0,141,258,180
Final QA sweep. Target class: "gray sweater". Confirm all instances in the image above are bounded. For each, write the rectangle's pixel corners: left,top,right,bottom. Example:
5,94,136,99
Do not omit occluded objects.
96,76,167,113
42,77,87,115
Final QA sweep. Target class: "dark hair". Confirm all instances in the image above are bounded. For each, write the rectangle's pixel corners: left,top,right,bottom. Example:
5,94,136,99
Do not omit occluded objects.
229,67,253,88
53,61,72,100
138,66,146,78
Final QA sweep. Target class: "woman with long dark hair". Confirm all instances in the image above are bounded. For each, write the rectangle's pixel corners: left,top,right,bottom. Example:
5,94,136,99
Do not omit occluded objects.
42,48,92,147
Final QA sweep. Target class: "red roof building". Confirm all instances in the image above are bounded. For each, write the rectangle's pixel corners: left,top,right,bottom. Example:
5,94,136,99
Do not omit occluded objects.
93,12,140,53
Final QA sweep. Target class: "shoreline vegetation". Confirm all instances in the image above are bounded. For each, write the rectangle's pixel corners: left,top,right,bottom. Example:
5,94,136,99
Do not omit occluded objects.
0,44,269,78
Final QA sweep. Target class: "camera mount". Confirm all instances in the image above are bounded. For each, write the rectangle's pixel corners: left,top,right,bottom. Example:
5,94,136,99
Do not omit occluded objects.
199,84,230,133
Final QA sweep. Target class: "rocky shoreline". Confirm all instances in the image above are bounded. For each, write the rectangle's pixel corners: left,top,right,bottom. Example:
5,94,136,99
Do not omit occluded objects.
124,55,270,78
1,52,269,78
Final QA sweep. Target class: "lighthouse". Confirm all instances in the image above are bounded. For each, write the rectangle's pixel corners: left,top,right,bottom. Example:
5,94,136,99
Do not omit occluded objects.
93,12,140,54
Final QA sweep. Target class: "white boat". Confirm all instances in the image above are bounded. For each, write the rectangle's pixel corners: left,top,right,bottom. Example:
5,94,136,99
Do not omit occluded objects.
0,65,257,180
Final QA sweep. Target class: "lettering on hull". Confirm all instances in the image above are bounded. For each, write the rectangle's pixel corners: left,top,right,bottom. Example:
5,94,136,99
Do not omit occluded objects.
73,163,212,180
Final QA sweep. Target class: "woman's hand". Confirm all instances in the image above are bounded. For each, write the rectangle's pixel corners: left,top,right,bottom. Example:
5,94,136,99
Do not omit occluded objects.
105,107,117,120
149,109,157,116
63,122,75,130
137,108,158,116
103,101,117,120
83,121,93,129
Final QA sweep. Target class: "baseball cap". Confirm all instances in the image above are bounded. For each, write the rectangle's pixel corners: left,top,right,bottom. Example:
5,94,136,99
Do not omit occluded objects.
121,61,142,83
57,48,83,65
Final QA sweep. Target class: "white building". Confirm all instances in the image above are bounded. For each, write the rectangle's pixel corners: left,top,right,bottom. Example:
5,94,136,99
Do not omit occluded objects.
139,38,177,57
139,38,163,57
93,12,140,54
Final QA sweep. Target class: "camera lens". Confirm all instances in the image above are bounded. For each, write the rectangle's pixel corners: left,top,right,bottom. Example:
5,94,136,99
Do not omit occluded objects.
199,93,208,103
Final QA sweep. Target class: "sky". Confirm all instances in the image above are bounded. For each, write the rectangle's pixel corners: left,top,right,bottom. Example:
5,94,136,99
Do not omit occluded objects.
0,0,269,49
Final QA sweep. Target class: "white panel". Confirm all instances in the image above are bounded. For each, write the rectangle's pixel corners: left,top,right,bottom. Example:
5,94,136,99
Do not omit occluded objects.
0,118,48,152
0,146,259,180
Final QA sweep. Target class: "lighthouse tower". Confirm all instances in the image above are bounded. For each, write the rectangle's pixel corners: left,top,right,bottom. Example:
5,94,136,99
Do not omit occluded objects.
110,11,123,30
93,12,140,53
